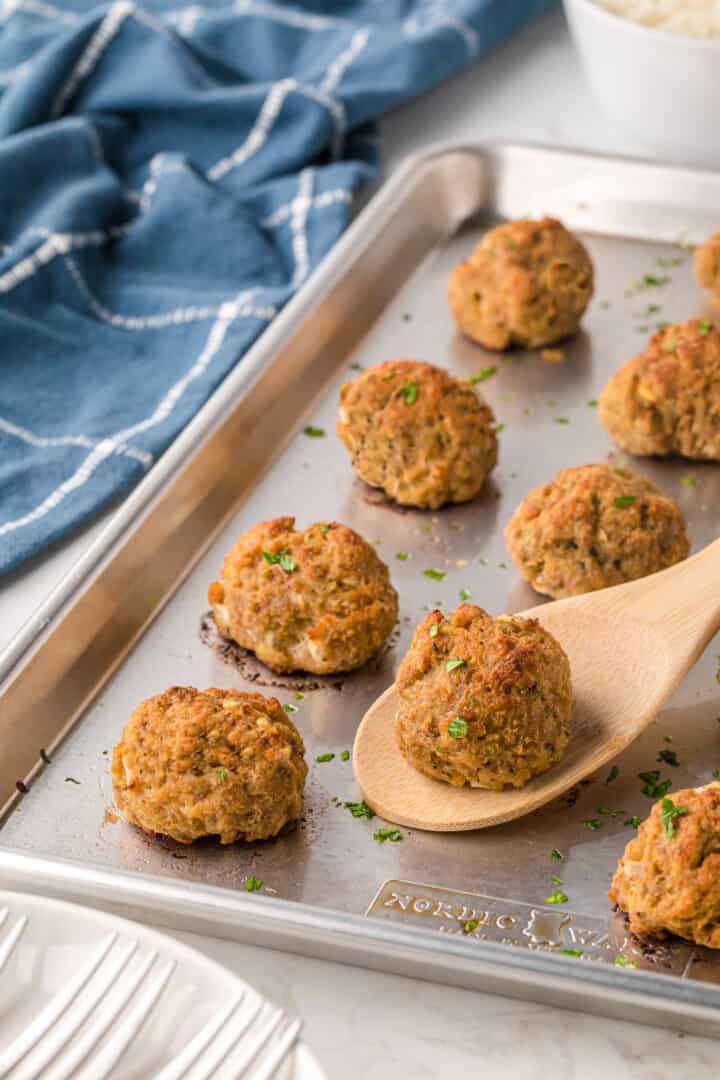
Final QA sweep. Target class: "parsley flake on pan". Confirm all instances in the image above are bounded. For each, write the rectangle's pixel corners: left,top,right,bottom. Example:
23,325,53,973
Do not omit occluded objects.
605,765,619,785
614,954,637,968
303,426,325,437
424,568,445,581
544,890,568,905
344,801,375,819
638,770,672,798
551,848,563,861
582,819,601,830
562,949,583,957
315,753,335,763
660,797,688,839
463,919,480,933
469,367,497,384
374,827,402,845
614,495,636,509
341,750,350,762
657,748,679,767
245,876,263,892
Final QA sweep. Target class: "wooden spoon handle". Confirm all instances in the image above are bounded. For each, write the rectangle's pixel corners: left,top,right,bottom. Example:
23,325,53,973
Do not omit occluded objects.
620,535,720,681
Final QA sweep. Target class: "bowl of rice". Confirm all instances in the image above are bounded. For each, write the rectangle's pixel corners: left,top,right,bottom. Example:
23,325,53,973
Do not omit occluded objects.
563,0,720,168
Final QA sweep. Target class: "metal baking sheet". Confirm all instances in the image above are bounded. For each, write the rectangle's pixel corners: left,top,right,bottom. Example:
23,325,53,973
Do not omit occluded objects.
2,143,720,1034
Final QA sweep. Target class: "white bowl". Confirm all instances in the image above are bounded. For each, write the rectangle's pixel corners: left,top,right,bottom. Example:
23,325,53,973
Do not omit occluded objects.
563,0,720,169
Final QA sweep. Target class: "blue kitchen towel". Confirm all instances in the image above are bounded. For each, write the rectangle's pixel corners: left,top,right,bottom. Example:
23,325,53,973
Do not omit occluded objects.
0,0,555,576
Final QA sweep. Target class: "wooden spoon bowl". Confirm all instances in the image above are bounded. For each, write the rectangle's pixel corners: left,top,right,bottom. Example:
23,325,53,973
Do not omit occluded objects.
353,538,720,831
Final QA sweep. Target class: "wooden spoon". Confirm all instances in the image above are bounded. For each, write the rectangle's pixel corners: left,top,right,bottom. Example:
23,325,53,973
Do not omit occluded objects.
353,537,720,832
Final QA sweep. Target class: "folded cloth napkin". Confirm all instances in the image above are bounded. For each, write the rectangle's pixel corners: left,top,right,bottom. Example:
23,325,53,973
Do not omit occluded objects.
0,0,555,577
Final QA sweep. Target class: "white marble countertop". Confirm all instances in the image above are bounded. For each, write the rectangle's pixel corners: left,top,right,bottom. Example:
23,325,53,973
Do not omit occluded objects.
2,8,719,1077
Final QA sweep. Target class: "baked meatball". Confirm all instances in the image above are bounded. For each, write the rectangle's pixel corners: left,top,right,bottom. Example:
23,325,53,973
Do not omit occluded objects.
208,517,398,674
504,464,689,599
337,360,497,509
111,686,307,844
599,319,720,459
696,231,720,303
610,783,720,949
396,604,573,790
448,216,594,350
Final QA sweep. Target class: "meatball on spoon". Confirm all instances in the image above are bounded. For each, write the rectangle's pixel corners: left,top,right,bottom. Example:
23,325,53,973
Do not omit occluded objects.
354,537,720,831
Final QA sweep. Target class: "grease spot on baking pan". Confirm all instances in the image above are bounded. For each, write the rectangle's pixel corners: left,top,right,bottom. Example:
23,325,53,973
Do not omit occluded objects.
199,612,399,692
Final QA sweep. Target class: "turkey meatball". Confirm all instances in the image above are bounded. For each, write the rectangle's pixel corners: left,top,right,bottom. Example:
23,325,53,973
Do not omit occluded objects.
208,517,398,674
396,604,573,790
448,216,594,350
111,686,307,844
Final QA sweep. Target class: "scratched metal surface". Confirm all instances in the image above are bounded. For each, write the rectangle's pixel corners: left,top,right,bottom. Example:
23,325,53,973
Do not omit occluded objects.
2,146,720,983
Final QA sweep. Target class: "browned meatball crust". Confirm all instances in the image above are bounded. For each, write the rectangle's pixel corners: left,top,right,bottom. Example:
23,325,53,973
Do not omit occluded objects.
396,604,573,790
504,464,689,599
208,517,398,674
599,319,720,459
696,231,720,303
337,360,498,509
112,686,307,844
610,783,720,949
448,217,594,350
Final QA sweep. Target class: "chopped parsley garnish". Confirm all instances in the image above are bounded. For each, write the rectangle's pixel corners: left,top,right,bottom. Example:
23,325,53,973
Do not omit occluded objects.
624,816,642,828
319,523,332,535
550,875,563,886
40,748,52,765
445,657,466,672
614,495,636,509
544,890,568,905
660,797,688,838
606,765,619,785
495,422,506,433
657,748,679,767
283,703,298,713
551,848,563,861
463,919,479,933
398,382,418,405
429,623,439,638
478,558,488,566
349,363,363,371
655,255,682,268
396,552,409,561
587,399,598,408
316,753,335,763
553,417,570,425
65,777,81,784
713,770,720,780
341,750,350,761
498,562,508,569
448,717,468,739
562,949,583,957
303,426,325,437
680,475,697,487
644,303,662,315
424,568,445,581
698,320,713,336
469,367,497,384
295,692,304,700
245,876,263,892
216,768,227,780
459,589,472,601
582,818,601,830
638,770,672,798
614,954,637,968
600,301,610,309
596,807,626,818
374,827,402,845
640,274,670,288
262,547,295,573
344,800,375,819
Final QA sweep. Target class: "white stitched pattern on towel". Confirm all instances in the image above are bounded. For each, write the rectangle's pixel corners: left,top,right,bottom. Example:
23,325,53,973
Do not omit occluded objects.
207,77,296,182
0,417,152,466
289,168,314,287
0,226,132,294
51,0,134,118
0,291,266,538
403,2,478,56
63,252,277,329
320,27,372,94
1,0,79,24
260,187,352,229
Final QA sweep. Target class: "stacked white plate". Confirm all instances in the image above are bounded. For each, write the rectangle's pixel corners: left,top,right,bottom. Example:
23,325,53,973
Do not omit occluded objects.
0,891,325,1079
